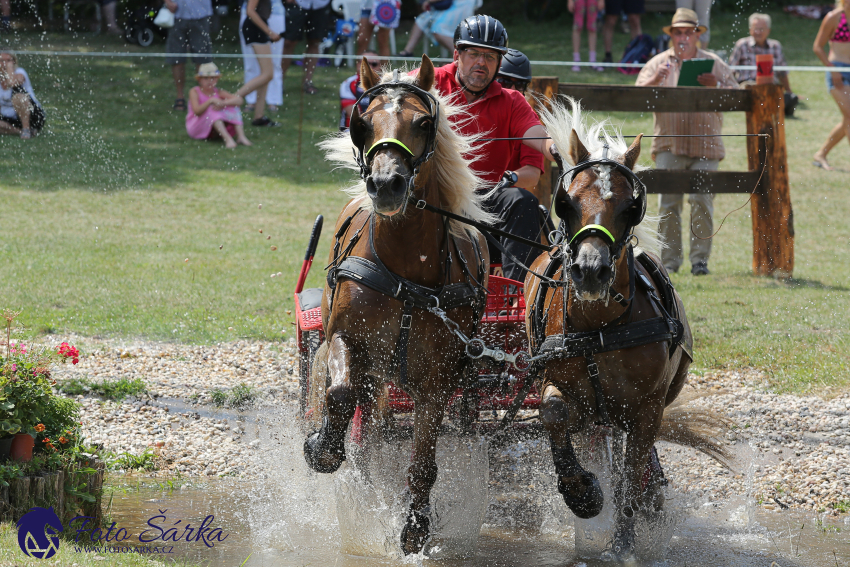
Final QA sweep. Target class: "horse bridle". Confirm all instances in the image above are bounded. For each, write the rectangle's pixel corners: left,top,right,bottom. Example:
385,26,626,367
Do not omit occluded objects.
556,144,648,266
351,75,440,215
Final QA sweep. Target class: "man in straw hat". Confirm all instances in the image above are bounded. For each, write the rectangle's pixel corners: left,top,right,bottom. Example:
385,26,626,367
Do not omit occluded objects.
635,8,737,276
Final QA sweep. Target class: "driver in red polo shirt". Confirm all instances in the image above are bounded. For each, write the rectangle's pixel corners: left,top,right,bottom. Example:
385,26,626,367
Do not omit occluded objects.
414,15,557,282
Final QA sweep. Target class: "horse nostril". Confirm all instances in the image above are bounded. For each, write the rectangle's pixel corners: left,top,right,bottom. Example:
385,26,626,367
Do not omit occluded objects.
597,264,612,283
570,264,584,282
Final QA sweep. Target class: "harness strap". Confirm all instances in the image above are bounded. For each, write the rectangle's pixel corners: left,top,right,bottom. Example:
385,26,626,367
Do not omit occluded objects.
585,354,612,426
393,301,415,387
536,316,681,359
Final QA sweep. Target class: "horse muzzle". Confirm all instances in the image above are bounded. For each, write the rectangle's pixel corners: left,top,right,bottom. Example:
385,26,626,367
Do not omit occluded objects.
366,172,410,216
569,240,613,300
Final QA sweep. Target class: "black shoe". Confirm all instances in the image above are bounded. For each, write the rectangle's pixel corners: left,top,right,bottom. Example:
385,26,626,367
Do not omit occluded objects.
603,52,613,64
691,262,710,276
251,116,280,127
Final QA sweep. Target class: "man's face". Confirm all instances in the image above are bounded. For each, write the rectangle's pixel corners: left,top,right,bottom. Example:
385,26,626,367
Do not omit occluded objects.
454,47,500,91
671,27,700,60
749,19,770,45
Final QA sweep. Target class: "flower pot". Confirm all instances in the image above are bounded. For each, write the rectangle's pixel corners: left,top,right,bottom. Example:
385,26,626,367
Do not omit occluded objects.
0,436,13,462
9,433,35,462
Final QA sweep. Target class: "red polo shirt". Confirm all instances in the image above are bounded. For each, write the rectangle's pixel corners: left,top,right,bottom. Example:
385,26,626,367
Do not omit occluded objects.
423,62,543,185
507,142,545,173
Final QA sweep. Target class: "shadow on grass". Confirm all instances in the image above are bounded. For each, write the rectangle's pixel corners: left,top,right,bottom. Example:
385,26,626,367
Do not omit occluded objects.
785,278,850,292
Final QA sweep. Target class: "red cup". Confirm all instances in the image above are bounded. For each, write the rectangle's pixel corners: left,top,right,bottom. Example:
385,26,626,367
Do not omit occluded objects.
756,54,774,85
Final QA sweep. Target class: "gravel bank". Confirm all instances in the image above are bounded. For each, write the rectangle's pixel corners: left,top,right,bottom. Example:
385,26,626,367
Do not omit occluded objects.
50,338,849,516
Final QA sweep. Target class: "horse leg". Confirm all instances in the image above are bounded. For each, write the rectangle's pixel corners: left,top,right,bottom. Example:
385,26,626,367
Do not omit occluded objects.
400,395,447,555
613,410,663,560
304,335,359,473
539,384,604,519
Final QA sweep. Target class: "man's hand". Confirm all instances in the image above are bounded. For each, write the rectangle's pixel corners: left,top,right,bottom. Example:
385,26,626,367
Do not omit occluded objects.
165,0,177,13
697,72,719,87
650,63,670,85
567,0,575,13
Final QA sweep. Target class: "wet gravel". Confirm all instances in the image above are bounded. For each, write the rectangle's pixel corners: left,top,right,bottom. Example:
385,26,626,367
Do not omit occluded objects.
50,338,849,516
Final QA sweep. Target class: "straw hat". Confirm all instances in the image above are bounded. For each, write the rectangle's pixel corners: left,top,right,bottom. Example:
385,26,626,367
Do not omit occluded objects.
196,62,221,78
662,8,707,35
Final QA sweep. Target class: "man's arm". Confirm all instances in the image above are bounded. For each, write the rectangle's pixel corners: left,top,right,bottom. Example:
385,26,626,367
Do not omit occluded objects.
514,165,542,192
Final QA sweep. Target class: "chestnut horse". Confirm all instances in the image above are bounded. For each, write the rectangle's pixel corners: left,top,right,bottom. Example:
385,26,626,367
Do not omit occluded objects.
524,99,730,560
306,56,492,555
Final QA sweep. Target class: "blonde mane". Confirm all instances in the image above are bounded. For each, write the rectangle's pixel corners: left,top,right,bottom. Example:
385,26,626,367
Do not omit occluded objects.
536,95,664,256
318,70,494,238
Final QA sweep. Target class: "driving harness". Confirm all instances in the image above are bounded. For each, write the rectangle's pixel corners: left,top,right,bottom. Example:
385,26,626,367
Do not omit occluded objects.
326,209,487,388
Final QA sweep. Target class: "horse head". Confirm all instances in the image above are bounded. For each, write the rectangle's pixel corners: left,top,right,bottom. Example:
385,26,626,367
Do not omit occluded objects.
555,129,645,301
349,55,438,216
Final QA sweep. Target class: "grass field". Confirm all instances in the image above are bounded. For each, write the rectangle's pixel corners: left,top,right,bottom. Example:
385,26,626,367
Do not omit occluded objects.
0,9,848,394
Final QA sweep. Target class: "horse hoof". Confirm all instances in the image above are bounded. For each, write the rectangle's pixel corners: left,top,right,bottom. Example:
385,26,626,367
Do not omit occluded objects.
400,509,430,555
558,471,604,519
303,426,345,474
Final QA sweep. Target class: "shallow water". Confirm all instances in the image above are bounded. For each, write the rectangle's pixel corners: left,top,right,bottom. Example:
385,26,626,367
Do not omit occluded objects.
101,402,850,567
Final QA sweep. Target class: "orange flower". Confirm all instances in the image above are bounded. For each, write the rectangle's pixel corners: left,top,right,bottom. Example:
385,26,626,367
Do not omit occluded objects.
42,438,50,443
58,436,68,444
34,424,45,433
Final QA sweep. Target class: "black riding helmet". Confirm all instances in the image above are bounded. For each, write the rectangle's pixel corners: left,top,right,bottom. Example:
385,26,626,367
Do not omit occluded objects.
498,48,531,82
453,15,509,54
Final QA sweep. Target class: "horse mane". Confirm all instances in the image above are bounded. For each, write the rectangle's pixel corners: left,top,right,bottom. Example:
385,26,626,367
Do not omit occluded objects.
318,70,494,239
536,95,664,257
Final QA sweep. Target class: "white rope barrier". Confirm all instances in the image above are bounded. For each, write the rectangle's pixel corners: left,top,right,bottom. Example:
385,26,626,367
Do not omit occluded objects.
4,49,839,72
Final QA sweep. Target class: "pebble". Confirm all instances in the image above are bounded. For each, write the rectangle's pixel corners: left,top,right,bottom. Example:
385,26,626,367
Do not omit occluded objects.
47,337,849,515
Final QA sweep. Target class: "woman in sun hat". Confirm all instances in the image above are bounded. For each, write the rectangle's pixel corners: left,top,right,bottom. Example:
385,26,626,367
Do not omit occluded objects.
812,0,850,170
187,63,252,149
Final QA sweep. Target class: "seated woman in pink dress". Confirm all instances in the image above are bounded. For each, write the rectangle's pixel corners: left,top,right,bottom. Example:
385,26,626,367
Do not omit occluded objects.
187,63,252,149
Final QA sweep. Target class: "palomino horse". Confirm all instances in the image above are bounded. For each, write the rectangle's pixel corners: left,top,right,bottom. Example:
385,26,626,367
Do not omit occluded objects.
305,56,492,555
524,98,730,560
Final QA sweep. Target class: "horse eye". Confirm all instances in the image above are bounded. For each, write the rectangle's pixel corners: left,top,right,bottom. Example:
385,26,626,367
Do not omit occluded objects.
418,119,432,130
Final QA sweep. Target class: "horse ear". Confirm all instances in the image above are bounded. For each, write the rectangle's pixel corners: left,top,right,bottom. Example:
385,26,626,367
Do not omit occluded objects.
416,55,435,92
350,104,367,150
360,56,380,91
569,129,590,165
621,133,643,170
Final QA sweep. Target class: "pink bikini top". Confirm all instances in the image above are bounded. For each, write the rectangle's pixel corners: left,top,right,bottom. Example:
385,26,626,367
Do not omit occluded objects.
833,12,850,43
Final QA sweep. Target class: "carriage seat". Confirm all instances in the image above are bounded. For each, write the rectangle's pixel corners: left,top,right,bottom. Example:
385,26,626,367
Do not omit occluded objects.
296,287,324,311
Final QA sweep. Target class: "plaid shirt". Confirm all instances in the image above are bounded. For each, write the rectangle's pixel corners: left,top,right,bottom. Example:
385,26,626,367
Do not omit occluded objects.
635,49,739,161
728,37,788,83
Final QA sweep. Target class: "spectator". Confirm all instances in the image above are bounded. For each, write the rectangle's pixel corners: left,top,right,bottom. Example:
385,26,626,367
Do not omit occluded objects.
635,8,737,276
675,0,711,47
569,0,605,72
412,15,560,282
356,0,401,57
729,13,798,116
101,0,122,35
397,0,476,57
187,63,251,148
1,0,10,32
235,0,283,127
812,0,850,170
602,0,643,65
164,0,214,111
0,51,45,139
240,0,285,112
282,0,332,95
496,49,544,195
339,51,381,131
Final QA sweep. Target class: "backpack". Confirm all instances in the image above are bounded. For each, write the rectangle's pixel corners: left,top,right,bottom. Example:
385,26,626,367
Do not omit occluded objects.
619,33,656,75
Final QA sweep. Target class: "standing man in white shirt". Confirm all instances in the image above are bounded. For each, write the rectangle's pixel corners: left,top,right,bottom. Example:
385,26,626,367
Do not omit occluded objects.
282,0,332,95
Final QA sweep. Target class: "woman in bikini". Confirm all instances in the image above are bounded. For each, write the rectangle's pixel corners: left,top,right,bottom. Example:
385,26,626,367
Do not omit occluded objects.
813,0,850,169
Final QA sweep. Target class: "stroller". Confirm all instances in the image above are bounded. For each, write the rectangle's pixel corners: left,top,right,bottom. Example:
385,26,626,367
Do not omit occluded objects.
123,2,167,47
318,17,358,68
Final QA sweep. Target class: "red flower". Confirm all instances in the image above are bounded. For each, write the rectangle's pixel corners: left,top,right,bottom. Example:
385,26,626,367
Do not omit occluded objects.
34,424,45,433
57,343,80,364
42,438,50,443
58,436,68,444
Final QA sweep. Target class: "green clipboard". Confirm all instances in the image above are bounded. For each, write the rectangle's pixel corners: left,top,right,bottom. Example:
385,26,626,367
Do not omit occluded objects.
677,58,714,87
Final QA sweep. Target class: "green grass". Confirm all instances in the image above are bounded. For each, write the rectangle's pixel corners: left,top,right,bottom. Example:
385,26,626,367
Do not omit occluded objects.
57,376,148,401
210,383,257,409
0,9,848,394
111,448,158,471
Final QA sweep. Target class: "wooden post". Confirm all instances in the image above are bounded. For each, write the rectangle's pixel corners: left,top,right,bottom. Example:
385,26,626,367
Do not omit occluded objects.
528,77,559,208
745,84,794,278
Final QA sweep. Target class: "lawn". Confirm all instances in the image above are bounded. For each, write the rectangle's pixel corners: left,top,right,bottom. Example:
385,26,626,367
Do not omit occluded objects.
0,8,847,394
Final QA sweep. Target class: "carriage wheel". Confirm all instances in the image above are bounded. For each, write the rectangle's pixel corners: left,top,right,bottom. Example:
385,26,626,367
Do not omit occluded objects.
299,330,322,416
136,26,155,47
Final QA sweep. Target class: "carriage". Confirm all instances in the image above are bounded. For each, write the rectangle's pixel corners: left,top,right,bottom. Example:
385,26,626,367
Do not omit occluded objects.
294,213,541,436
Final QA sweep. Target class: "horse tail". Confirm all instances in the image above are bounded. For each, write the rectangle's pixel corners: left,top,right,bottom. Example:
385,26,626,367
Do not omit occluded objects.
657,392,734,469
